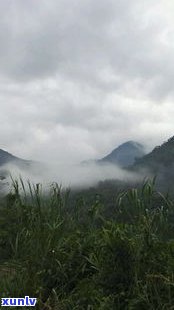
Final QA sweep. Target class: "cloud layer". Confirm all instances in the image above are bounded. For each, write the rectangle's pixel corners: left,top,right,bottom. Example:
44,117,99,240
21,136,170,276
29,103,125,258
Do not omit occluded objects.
0,0,174,165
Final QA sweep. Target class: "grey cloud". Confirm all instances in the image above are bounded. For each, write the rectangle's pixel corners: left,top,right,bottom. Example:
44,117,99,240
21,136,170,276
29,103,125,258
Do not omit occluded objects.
0,0,173,100
0,0,174,169
0,76,173,165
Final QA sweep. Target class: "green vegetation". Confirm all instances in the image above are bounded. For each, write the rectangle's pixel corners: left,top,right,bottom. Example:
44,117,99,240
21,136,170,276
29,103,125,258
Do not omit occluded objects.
1,178,174,309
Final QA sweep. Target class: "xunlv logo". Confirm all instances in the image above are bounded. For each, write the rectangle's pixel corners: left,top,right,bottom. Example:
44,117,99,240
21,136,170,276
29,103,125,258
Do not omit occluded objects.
1,296,37,307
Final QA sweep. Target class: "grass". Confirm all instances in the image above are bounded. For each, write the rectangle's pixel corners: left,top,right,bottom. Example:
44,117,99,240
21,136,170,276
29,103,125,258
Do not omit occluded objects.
0,178,174,309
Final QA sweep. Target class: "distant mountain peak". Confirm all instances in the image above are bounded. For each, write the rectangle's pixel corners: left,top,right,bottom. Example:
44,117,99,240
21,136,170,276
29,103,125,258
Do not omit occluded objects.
98,140,146,167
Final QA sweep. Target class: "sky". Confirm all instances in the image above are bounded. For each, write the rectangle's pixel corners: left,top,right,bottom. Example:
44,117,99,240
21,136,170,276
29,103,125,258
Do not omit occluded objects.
0,0,174,165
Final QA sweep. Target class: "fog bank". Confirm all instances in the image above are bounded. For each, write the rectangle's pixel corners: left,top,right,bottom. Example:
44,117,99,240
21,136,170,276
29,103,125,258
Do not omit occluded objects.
0,161,141,193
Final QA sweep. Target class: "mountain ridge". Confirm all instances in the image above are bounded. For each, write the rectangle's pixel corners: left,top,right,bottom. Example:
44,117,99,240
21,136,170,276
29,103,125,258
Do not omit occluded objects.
0,148,34,168
129,136,174,190
98,140,146,167
132,136,174,171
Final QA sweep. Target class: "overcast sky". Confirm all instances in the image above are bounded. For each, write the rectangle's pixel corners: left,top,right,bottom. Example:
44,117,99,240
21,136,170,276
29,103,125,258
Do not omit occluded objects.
0,0,174,164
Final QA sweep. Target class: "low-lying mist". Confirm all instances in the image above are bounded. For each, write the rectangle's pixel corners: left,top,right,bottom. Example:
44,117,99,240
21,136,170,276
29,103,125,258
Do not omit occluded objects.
0,160,143,193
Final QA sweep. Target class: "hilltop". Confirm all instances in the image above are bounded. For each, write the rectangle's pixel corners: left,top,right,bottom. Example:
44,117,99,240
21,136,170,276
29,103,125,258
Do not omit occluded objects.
98,141,146,167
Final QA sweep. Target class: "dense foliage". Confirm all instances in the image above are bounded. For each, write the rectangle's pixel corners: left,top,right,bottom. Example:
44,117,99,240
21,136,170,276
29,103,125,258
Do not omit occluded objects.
0,178,174,309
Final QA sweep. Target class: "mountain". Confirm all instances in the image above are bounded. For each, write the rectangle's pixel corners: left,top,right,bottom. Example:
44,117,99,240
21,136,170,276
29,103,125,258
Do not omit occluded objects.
132,136,174,171
0,148,43,183
0,149,33,169
0,149,36,191
98,141,146,167
130,136,174,190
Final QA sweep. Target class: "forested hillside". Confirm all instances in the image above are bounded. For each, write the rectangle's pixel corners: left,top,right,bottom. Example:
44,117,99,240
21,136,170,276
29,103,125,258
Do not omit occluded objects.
1,179,174,309
130,136,174,191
